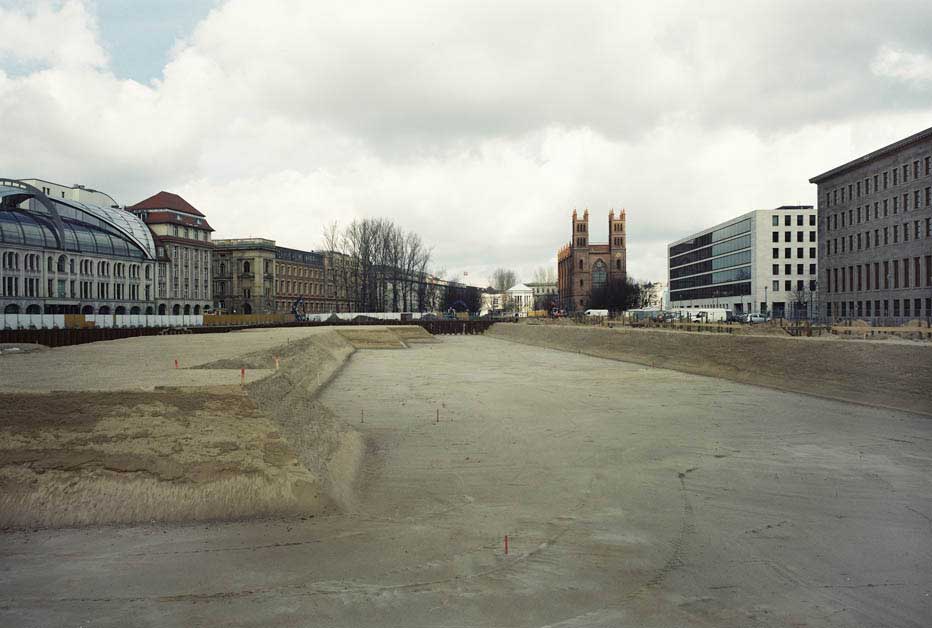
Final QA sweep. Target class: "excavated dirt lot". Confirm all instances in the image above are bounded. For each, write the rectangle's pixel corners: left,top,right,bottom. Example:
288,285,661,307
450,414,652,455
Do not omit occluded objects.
490,322,932,415
0,326,430,528
1,331,930,627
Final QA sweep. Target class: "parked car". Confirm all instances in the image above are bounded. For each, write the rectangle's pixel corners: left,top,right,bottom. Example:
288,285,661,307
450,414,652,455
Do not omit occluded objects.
746,313,767,324
733,313,749,323
584,309,609,317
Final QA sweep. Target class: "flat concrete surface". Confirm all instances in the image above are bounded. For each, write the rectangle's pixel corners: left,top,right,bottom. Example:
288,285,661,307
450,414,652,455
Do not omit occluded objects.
2,336,931,627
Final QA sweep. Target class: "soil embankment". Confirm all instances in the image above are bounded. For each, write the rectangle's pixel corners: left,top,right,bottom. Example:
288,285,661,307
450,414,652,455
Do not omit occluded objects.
488,323,932,416
0,326,417,528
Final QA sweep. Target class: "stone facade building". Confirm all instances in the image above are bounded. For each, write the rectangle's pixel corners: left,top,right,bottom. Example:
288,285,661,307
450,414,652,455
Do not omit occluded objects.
557,209,627,311
1,178,157,316
809,127,932,321
212,238,276,314
212,239,348,315
274,246,328,315
127,192,213,315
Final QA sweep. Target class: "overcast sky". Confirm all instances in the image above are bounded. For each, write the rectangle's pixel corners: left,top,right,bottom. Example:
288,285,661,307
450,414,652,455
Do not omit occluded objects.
1,1,931,285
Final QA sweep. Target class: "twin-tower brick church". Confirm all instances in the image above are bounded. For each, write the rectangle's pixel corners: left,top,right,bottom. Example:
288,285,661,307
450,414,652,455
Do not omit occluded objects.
557,209,627,311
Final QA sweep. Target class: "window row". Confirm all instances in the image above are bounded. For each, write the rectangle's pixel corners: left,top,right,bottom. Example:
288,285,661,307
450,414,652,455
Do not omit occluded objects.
826,187,932,231
825,157,932,207
276,280,324,296
669,281,751,302
772,263,817,276
771,247,817,260
771,279,817,292
0,252,152,280
824,218,932,256
824,256,932,293
827,297,931,319
670,234,751,268
669,265,751,291
0,277,152,300
771,214,816,227
170,224,210,241
772,230,817,243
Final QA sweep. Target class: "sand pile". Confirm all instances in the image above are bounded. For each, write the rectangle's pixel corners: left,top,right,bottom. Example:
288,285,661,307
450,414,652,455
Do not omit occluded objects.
0,326,424,528
488,323,932,416
336,327,408,349
386,325,437,343
0,390,319,528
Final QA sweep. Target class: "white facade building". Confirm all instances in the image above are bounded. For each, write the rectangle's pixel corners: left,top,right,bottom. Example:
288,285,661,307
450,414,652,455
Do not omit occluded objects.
506,283,535,314
668,206,818,318
20,179,120,208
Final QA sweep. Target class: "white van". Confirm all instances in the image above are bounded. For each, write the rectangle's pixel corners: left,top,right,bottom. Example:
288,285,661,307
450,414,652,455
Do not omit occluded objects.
692,308,732,323
584,309,609,317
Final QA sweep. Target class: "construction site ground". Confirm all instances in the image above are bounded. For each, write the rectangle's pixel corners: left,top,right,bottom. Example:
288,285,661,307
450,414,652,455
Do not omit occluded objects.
1,327,930,627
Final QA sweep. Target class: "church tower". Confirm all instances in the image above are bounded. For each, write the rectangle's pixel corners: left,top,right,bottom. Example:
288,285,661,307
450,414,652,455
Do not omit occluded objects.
572,208,589,249
608,208,627,279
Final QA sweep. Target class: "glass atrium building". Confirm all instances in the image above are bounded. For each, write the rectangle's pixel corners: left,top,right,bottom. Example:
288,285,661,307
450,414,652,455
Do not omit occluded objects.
0,178,157,315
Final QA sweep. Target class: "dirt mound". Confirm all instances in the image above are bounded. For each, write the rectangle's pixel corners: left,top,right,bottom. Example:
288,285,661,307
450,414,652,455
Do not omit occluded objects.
0,389,319,528
0,327,418,529
336,327,407,349
489,323,932,416
387,325,436,342
246,330,365,511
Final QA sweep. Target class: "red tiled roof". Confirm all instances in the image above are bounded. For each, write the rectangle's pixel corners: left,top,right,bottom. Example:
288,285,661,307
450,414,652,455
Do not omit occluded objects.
128,191,205,217
140,210,214,231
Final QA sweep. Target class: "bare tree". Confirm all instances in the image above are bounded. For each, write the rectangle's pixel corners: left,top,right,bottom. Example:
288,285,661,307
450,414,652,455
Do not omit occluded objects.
489,268,518,292
790,283,813,320
322,218,434,313
531,266,556,284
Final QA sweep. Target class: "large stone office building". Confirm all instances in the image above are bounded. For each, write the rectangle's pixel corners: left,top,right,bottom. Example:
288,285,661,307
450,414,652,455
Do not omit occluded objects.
212,239,337,315
557,209,627,311
127,192,214,315
809,127,932,321
1,178,157,316
668,206,818,318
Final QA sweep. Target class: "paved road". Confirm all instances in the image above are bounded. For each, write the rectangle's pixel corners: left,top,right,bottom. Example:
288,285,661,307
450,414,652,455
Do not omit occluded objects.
1,336,930,627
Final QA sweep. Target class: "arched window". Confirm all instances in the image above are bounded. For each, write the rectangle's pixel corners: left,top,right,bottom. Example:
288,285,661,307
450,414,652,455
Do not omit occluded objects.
183,304,191,315
219,262,225,275
615,259,621,270
243,261,251,274
591,260,607,290
158,304,166,315
193,305,201,315
4,304,20,314
172,304,180,315
57,255,67,273
578,259,583,270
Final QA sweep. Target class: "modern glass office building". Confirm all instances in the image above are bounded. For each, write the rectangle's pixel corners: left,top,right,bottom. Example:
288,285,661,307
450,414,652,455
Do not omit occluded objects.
0,178,157,315
668,206,817,317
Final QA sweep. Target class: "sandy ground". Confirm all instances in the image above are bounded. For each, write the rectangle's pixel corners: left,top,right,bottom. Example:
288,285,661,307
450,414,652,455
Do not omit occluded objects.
0,327,421,528
0,327,336,392
491,322,932,416
1,336,929,627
